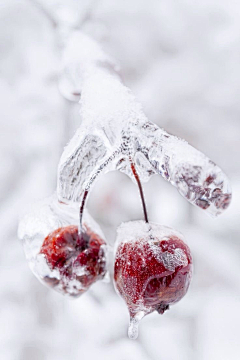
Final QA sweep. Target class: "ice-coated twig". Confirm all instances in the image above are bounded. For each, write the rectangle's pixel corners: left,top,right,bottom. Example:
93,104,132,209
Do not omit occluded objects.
57,31,231,217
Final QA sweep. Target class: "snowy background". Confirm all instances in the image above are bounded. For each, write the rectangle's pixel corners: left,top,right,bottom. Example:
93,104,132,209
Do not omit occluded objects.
0,0,240,359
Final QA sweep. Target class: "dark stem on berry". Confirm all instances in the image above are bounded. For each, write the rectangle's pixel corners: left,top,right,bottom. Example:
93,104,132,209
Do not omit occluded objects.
78,149,121,233
79,190,88,232
130,162,149,223
78,149,148,231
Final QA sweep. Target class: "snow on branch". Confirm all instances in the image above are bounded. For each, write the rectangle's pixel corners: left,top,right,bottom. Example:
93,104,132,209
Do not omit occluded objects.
57,31,231,217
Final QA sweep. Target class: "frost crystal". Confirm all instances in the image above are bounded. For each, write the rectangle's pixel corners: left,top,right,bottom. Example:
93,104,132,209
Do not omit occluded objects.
152,246,188,272
57,31,231,217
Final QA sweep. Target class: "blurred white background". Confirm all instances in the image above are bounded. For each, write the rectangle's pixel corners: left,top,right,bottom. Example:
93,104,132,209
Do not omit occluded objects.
0,1,239,359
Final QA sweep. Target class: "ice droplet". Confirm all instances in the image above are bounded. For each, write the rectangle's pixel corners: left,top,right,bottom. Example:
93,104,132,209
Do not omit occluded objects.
128,311,145,340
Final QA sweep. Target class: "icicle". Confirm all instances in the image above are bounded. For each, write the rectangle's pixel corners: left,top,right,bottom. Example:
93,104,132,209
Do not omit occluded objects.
128,311,145,340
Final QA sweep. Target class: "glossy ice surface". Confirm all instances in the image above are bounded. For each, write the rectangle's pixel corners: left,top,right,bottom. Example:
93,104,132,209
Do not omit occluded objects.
40,225,106,296
18,195,108,296
114,221,192,339
57,32,231,217
3,0,239,358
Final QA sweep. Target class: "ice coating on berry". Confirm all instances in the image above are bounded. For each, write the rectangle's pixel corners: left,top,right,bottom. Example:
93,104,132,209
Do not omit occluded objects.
18,194,108,296
57,31,231,217
114,221,192,339
39,225,107,296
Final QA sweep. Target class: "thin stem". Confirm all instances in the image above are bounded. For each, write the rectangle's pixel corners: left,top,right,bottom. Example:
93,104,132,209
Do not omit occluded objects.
78,150,149,231
79,190,88,232
130,161,149,223
78,149,121,232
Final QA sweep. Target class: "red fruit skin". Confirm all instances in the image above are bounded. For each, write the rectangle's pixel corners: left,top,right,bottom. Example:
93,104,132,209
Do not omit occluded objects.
40,225,106,295
114,234,192,316
40,225,79,270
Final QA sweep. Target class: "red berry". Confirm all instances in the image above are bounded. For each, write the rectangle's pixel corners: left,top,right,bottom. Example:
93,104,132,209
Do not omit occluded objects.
40,224,107,296
114,221,192,339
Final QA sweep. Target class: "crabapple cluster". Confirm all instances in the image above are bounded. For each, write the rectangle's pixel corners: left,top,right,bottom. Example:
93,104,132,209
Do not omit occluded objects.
19,194,192,339
18,31,231,340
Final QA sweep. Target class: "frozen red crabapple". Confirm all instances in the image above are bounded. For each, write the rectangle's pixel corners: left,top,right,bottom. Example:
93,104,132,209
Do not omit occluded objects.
18,195,108,297
40,224,107,296
114,220,193,339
